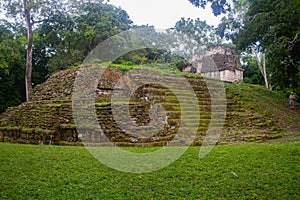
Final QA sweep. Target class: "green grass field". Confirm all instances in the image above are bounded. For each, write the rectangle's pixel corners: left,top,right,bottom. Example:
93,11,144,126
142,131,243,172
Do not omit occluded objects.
0,142,299,199
1,68,299,199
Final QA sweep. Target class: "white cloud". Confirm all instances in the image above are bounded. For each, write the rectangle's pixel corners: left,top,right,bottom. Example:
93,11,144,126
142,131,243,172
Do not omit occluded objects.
108,0,223,29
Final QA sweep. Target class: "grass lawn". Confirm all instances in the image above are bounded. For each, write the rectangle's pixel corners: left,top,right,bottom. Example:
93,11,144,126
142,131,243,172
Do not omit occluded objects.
0,142,299,199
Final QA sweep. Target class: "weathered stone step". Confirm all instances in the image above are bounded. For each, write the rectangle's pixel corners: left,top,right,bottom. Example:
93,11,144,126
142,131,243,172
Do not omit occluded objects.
0,67,284,146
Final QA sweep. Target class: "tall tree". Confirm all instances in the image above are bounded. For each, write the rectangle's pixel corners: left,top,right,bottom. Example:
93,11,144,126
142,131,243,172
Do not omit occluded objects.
23,0,34,102
252,50,269,89
1,0,97,101
236,0,300,91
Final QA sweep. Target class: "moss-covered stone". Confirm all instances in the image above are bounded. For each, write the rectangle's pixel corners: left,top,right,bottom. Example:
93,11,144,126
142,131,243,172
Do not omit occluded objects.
0,67,286,146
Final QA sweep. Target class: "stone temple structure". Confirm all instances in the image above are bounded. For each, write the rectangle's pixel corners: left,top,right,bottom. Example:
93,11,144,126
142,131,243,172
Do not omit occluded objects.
182,45,243,83
0,66,281,146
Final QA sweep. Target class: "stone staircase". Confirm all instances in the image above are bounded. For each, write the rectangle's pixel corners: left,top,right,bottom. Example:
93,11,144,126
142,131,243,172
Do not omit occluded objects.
0,67,283,146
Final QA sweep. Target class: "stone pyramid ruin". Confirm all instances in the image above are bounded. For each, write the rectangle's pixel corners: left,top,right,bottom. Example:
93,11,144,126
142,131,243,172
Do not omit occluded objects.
0,66,282,146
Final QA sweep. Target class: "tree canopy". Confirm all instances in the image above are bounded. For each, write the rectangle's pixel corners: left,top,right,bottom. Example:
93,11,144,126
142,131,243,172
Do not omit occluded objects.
0,1,132,111
1,0,83,101
0,21,26,112
188,0,234,16
0,0,300,112
236,0,300,91
174,18,222,46
37,2,132,74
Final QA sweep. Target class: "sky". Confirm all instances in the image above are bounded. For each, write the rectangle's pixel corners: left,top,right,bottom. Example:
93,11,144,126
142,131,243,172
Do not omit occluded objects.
0,1,223,29
107,0,224,29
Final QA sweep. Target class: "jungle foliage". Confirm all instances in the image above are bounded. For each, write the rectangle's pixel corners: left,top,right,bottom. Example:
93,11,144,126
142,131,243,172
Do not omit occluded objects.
0,0,299,112
0,2,132,111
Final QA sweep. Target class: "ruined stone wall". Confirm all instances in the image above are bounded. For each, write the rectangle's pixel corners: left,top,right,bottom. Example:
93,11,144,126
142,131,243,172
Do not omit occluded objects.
185,45,243,83
0,67,281,146
220,70,243,83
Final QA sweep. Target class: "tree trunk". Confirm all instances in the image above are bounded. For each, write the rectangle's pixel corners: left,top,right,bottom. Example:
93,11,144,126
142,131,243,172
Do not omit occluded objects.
253,49,270,89
24,2,33,102
262,53,269,89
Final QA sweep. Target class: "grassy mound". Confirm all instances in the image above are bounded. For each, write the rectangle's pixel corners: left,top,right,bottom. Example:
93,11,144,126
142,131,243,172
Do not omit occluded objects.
225,83,300,143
